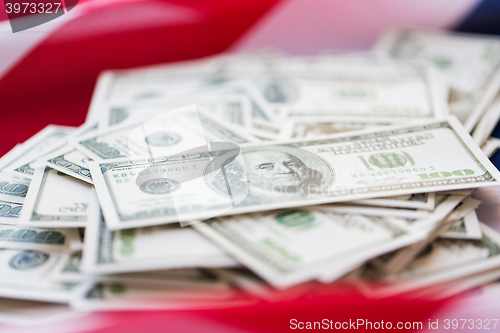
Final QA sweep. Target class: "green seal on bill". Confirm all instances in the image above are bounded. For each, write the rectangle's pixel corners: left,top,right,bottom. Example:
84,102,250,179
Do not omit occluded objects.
276,210,314,228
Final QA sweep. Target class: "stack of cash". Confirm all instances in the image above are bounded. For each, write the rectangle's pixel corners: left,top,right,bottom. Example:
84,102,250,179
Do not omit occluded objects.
2,27,500,312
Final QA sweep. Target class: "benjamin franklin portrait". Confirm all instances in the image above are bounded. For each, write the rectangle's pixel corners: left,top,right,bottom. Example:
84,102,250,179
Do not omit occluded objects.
205,146,333,203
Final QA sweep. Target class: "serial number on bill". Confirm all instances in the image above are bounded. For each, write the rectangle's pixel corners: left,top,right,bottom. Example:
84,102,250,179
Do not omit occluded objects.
5,2,63,14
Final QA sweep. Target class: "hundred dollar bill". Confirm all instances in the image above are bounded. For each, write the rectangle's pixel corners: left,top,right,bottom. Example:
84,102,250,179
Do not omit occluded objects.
375,28,500,132
384,194,466,230
89,117,500,230
0,200,22,224
353,194,465,256
249,64,448,121
85,53,276,126
71,279,246,311
88,54,444,122
85,60,218,125
319,195,467,282
0,249,79,303
50,252,229,287
353,192,436,211
369,195,480,275
97,55,229,96
325,204,429,219
247,133,274,142
0,225,79,252
98,270,235,294
81,203,238,275
18,164,94,228
99,94,253,130
194,207,425,288
0,171,31,204
0,125,74,178
41,123,98,184
360,223,500,297
95,269,235,292
280,117,392,140
440,210,483,240
248,120,282,140
210,268,315,302
222,82,276,121
74,106,254,161
44,145,93,184
472,92,500,145
50,252,83,284
88,52,281,98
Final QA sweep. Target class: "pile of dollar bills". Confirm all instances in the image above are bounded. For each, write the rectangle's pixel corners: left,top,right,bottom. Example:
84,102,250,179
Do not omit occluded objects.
2,27,500,312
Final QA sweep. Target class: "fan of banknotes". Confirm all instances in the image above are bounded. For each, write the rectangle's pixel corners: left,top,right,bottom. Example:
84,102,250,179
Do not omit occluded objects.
2,27,500,314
